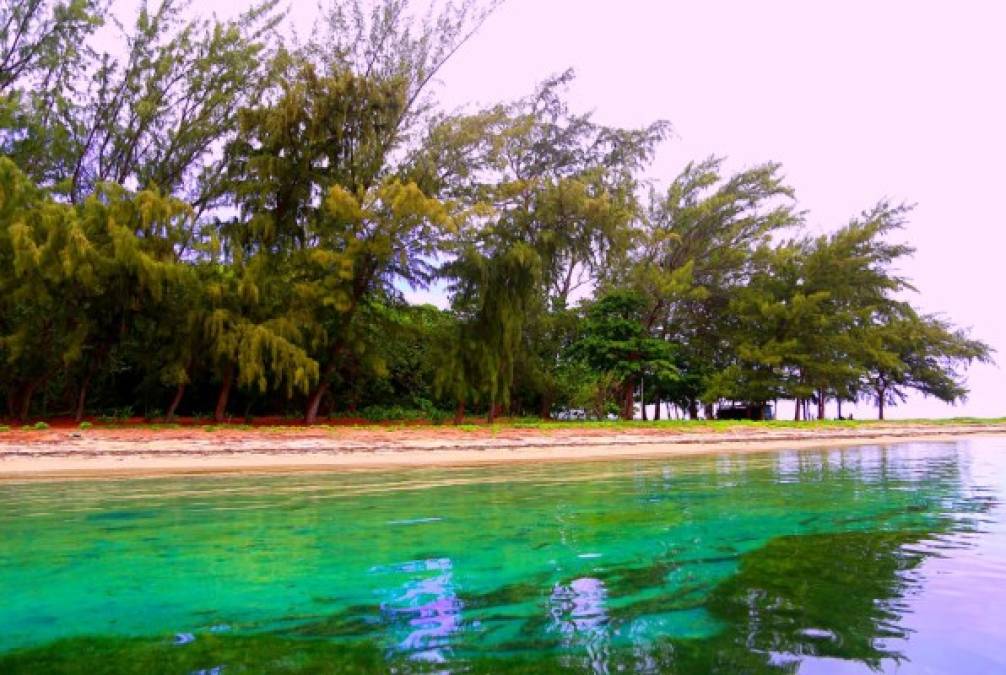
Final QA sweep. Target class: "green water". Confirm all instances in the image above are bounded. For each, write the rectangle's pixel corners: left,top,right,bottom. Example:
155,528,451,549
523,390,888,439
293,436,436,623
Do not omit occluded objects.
2,440,1005,673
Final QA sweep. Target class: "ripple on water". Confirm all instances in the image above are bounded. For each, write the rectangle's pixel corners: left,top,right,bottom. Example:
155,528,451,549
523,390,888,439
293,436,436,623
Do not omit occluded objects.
0,438,1005,673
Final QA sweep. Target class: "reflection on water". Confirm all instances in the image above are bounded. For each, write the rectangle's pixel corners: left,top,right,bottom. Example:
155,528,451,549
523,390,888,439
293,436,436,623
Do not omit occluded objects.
0,440,1005,673
549,577,610,673
376,557,464,663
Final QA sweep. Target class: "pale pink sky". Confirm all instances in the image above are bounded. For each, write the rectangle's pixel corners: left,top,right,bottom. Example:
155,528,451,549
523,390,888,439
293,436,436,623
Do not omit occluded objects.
117,0,1005,418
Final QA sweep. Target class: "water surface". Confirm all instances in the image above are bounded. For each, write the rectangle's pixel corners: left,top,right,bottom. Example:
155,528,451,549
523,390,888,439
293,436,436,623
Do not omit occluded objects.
1,439,1005,673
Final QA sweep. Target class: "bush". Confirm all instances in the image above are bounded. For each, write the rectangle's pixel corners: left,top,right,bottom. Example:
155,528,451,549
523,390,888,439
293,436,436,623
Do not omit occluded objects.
33,421,49,430
98,406,134,423
428,409,450,425
0,425,9,432
79,421,93,430
357,404,454,423
359,405,421,422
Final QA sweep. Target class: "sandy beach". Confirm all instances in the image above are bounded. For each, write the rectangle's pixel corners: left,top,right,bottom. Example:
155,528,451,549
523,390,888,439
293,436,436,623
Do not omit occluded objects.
0,421,1002,480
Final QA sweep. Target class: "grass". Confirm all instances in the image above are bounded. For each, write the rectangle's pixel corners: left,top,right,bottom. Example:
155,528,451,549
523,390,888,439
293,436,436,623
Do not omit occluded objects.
1,416,1003,435
507,416,1006,432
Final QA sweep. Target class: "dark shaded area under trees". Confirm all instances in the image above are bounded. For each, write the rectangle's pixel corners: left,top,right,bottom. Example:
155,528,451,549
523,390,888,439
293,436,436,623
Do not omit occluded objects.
0,0,993,424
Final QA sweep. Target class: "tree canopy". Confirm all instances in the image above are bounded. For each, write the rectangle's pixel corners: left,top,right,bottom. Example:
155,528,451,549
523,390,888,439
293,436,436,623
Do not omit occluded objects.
0,0,993,424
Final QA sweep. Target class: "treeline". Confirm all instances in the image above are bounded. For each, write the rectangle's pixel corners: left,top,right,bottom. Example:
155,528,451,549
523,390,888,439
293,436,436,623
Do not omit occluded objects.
0,0,992,424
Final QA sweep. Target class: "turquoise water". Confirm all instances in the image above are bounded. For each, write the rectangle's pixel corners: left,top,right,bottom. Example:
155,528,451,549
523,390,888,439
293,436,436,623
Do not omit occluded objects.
1,439,1005,673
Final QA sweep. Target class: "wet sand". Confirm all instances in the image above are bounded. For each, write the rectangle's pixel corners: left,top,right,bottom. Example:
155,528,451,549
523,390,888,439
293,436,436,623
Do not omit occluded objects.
1,422,1004,480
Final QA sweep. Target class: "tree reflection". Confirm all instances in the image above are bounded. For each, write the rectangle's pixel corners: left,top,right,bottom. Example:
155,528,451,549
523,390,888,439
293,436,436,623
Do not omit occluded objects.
376,557,463,664
548,577,611,673
642,525,989,673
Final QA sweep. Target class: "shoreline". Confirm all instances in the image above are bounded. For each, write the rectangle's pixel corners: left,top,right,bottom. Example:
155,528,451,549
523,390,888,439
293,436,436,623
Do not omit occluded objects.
2,423,1004,481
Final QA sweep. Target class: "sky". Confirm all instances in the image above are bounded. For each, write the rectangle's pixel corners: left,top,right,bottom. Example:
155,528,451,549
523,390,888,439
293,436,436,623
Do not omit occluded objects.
116,0,1005,418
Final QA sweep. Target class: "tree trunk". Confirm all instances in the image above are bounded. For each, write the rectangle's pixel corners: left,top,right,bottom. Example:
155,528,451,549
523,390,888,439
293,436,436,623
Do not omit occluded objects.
837,398,843,420
16,387,32,423
305,354,341,424
304,380,331,425
18,389,32,423
73,377,91,423
653,398,661,420
539,393,552,420
214,365,234,423
454,399,465,425
621,380,635,420
166,383,186,421
688,400,699,420
15,378,44,423
704,403,715,420
817,389,826,421
877,386,886,421
794,398,802,421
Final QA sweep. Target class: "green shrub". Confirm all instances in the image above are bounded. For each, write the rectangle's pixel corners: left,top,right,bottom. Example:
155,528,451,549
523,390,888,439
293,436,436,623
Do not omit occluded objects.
0,425,9,432
98,406,134,424
79,421,93,430
33,421,49,430
356,403,454,424
428,409,450,425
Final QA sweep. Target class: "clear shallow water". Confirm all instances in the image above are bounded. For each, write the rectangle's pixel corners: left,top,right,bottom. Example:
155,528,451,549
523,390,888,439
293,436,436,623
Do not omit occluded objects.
1,440,1005,674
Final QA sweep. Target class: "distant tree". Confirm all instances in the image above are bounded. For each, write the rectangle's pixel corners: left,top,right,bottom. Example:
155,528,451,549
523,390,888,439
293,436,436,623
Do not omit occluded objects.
621,157,800,418
712,202,992,421
433,71,668,419
567,290,677,420
862,309,993,420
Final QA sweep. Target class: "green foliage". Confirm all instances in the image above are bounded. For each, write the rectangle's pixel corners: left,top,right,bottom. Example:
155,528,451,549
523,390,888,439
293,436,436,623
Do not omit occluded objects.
32,421,49,430
78,421,92,429
356,404,450,423
566,290,677,419
708,202,992,419
0,0,993,425
97,406,134,424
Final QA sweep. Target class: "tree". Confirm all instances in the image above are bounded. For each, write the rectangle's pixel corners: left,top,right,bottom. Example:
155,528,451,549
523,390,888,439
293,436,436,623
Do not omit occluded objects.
567,290,677,420
0,0,104,92
226,0,500,424
4,0,280,211
198,255,320,422
711,201,992,421
433,71,668,420
0,0,994,426
0,157,192,420
1,0,104,188
863,309,993,420
621,157,800,418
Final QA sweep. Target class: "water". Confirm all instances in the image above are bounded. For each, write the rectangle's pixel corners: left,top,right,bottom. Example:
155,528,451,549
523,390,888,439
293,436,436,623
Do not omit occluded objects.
1,439,1005,673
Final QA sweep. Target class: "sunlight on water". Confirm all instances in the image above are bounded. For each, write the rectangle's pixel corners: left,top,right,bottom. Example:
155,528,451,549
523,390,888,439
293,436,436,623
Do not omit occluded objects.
1,439,1005,673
